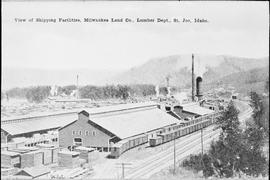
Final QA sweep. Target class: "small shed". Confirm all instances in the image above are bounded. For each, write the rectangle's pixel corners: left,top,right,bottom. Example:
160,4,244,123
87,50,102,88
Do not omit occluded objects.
232,93,238,100
20,150,44,168
15,166,50,179
74,146,95,163
1,151,20,168
58,151,80,168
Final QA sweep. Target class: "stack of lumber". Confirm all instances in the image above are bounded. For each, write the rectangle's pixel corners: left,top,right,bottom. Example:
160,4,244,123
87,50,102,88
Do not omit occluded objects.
52,148,59,163
1,143,8,151
1,151,20,168
20,150,43,168
36,144,54,165
1,167,19,176
58,151,80,168
74,146,94,163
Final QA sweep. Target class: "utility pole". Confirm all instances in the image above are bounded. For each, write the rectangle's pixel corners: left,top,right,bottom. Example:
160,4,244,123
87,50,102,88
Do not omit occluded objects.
201,128,204,155
173,137,176,175
116,162,132,179
76,74,79,99
191,54,195,102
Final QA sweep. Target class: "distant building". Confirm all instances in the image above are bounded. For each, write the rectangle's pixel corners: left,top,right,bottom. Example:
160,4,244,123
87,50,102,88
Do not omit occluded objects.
174,102,214,120
232,93,239,100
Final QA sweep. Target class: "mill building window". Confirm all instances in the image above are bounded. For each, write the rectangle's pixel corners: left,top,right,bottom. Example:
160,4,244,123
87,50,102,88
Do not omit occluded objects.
73,138,82,146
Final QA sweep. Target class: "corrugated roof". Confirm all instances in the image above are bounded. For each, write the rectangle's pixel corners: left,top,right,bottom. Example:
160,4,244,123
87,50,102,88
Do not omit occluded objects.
90,107,179,139
1,102,157,136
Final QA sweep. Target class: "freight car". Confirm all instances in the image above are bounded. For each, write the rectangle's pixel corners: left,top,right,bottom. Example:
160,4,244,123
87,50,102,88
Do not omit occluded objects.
149,112,220,147
110,112,220,157
110,134,148,158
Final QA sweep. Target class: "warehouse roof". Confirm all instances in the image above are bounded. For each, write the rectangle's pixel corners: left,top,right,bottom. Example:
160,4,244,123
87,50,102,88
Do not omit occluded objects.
89,106,179,139
1,102,157,136
181,103,214,116
1,113,77,136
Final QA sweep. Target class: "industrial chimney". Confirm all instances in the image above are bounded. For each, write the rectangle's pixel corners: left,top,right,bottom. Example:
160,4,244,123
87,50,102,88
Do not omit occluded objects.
191,54,195,101
196,76,203,101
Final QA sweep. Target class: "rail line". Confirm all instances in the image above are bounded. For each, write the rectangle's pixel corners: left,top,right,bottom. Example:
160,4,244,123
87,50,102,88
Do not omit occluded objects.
125,127,220,179
124,127,215,171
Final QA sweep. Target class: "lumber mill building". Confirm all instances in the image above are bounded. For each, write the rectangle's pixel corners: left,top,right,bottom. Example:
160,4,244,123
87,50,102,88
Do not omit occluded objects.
1,102,181,151
58,102,180,152
1,101,213,152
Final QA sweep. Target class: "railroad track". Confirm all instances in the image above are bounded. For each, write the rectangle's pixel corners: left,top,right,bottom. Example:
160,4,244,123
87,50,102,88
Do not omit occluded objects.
125,127,215,171
125,127,220,179
125,103,253,179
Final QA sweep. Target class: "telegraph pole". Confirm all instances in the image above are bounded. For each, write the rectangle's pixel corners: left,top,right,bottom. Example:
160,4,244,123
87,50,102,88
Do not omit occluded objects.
76,74,79,99
122,163,124,179
116,162,132,179
191,54,195,102
173,137,176,175
201,128,204,155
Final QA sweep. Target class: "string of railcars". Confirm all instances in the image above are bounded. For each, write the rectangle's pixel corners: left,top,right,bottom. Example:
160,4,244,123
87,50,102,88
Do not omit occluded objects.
110,112,220,158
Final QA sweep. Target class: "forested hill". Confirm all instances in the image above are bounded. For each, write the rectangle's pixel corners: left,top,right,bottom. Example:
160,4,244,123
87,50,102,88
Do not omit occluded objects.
112,54,268,87
203,67,269,95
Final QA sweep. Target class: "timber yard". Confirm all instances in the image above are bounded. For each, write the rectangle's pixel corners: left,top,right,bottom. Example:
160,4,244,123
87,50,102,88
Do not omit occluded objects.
1,55,254,179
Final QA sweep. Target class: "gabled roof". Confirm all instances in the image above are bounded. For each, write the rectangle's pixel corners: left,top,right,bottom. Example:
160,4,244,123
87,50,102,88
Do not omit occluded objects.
89,106,179,139
15,166,50,178
60,102,179,140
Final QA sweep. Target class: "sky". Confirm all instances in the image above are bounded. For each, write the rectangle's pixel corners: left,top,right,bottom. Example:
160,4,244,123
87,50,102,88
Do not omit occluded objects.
2,1,269,71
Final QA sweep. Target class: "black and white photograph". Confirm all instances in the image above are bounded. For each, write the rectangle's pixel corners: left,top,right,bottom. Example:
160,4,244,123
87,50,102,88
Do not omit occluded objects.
1,1,269,179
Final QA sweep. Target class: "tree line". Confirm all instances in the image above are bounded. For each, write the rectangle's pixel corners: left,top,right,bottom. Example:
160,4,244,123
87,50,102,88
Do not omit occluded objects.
182,91,269,178
2,84,174,103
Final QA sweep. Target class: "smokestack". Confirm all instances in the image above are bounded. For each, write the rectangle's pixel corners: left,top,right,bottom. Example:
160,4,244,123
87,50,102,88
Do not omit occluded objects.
166,75,171,97
196,76,203,101
191,54,195,101
76,75,79,99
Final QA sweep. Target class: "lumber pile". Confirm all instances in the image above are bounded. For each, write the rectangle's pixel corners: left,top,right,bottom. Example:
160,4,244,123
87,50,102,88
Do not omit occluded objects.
58,151,80,168
36,144,55,165
1,151,20,168
1,167,19,176
20,150,43,168
52,148,59,163
74,146,94,163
